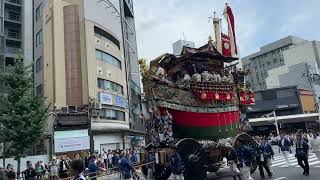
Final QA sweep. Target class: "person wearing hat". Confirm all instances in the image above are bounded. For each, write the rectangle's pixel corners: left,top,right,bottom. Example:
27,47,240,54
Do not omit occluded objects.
235,139,253,180
169,145,183,180
295,132,309,176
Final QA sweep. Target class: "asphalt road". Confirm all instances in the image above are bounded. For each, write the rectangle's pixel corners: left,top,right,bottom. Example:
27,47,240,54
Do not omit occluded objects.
208,146,320,180
105,146,320,180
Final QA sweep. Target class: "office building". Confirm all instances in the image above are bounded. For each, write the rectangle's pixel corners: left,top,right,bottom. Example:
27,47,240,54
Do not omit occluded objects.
38,0,143,154
266,40,320,105
0,0,33,94
173,39,195,55
242,36,307,91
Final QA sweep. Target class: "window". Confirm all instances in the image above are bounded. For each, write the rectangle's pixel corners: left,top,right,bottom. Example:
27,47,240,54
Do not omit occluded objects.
277,89,295,98
262,90,277,100
95,49,121,69
94,26,120,49
36,3,42,22
267,62,271,68
100,108,125,121
36,84,43,96
273,58,277,64
36,29,43,47
97,78,124,94
35,56,42,73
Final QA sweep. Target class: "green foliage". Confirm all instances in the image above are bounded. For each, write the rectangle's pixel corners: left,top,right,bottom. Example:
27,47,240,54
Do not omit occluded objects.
0,53,49,161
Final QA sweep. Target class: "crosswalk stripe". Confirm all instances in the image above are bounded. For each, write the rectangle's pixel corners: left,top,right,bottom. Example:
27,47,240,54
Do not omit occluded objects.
279,157,319,167
270,153,320,168
295,161,320,167
280,158,317,167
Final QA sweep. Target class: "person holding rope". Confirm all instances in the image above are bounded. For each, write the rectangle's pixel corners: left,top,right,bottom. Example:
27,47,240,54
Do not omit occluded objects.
118,153,136,180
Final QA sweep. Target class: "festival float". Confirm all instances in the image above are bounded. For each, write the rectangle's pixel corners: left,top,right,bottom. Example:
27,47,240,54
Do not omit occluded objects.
139,4,257,180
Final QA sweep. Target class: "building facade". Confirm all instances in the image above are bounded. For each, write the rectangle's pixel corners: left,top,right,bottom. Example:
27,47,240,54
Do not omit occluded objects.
247,86,317,135
0,0,33,94
242,36,307,91
38,0,142,154
265,40,320,105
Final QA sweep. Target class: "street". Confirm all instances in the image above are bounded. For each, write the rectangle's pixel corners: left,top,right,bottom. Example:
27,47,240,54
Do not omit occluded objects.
208,146,320,180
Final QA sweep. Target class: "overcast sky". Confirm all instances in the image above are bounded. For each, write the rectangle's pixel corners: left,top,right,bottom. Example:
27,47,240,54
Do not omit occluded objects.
133,0,320,60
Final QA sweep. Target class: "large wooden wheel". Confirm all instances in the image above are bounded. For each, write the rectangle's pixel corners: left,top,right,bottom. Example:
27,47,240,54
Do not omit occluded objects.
234,133,258,174
176,138,208,180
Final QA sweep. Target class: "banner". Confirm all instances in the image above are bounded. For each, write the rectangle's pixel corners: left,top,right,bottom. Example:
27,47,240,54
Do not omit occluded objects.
100,93,112,105
54,136,90,153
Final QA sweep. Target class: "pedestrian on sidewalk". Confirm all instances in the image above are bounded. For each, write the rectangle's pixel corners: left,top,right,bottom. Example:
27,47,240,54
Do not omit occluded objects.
278,133,292,167
24,161,36,180
70,159,86,180
6,170,16,180
295,132,310,176
235,139,253,180
257,138,272,179
310,131,320,160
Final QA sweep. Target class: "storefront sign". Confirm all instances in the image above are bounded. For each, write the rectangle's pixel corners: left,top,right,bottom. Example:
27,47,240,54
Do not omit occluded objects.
54,136,90,153
100,93,112,105
100,93,128,108
114,95,124,107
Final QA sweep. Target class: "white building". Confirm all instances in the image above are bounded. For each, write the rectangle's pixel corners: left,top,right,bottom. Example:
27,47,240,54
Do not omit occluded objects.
172,40,195,55
266,40,320,104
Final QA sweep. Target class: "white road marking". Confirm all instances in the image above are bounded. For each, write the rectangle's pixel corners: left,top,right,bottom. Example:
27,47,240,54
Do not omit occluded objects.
279,157,319,167
273,177,287,180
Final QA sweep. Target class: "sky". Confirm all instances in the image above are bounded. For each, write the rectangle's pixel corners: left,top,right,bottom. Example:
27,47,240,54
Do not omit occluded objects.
133,0,320,60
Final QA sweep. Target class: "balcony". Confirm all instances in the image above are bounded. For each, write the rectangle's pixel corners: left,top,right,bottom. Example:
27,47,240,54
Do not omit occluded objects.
6,30,21,41
4,12,21,24
4,0,21,6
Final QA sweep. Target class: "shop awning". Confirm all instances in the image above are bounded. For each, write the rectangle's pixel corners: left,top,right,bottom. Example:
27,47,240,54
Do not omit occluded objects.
249,113,320,126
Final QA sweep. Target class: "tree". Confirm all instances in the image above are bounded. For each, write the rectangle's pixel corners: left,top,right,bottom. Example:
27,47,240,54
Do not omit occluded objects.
0,53,49,174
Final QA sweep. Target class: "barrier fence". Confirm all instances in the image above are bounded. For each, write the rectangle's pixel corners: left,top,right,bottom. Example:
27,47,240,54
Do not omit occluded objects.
13,161,155,180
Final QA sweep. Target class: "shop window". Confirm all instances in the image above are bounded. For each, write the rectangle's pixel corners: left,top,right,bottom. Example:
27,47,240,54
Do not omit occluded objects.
100,108,125,121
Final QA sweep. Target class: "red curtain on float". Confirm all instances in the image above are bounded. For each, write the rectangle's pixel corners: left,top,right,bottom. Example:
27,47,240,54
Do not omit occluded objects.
169,110,240,127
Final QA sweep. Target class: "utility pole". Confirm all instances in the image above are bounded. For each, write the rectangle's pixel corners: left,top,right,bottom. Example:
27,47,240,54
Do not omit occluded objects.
303,63,319,112
261,110,279,135
273,110,279,136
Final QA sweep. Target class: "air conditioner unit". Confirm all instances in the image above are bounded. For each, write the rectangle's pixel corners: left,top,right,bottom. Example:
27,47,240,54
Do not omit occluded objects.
94,102,102,110
61,106,68,112
68,105,77,112
92,110,100,117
